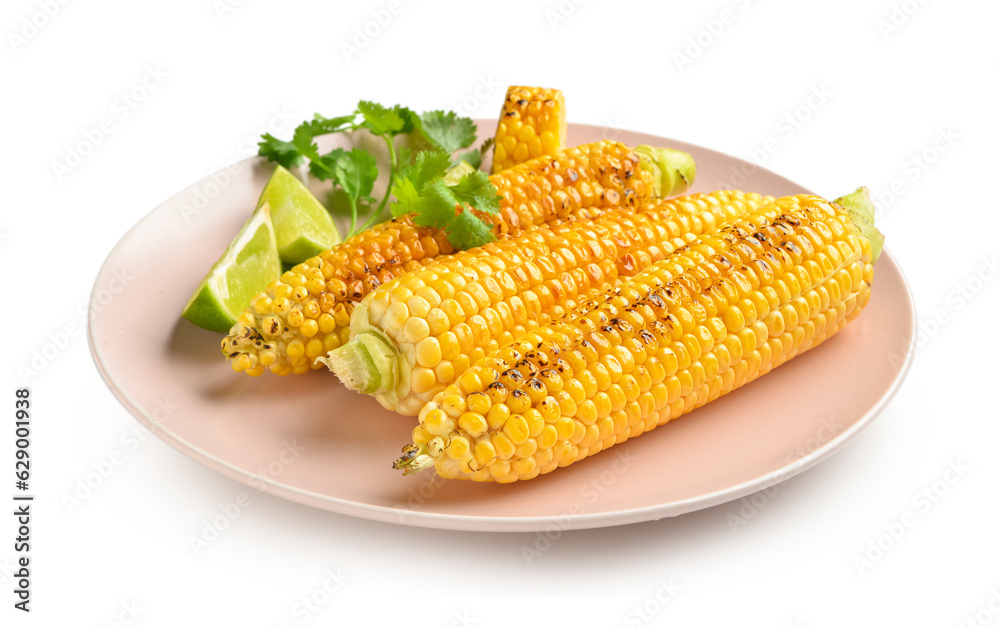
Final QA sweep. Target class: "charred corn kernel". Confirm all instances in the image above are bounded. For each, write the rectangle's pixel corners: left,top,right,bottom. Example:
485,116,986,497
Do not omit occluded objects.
395,190,881,481
491,87,566,173
328,190,773,414
230,140,678,377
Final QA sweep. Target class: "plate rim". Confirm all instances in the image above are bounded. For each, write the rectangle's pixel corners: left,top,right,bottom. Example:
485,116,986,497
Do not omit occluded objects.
88,123,918,532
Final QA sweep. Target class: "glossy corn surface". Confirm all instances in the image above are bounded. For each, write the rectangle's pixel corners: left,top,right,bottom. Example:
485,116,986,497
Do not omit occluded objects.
492,87,566,173
395,194,875,482
331,191,774,415
224,140,655,376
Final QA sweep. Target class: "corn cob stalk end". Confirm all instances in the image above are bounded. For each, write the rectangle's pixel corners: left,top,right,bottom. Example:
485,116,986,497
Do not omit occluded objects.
318,329,398,395
635,145,696,197
393,444,434,476
834,187,883,263
317,301,412,407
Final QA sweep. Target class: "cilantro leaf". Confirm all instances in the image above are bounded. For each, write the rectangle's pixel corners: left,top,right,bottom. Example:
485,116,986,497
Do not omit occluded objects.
410,181,460,229
307,147,343,181
446,207,495,250
331,148,378,202
454,137,495,170
399,150,452,192
391,150,452,217
389,178,421,218
258,134,304,168
310,148,378,235
357,101,418,137
259,113,357,168
447,170,502,216
406,171,500,250
301,113,357,137
418,110,478,153
454,149,481,170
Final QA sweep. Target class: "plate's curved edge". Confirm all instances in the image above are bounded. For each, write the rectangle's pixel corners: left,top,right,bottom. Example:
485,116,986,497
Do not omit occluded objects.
89,253,916,534
87,125,917,534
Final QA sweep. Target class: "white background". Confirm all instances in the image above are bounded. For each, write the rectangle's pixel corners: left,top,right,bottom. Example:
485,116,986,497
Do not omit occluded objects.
3,0,999,624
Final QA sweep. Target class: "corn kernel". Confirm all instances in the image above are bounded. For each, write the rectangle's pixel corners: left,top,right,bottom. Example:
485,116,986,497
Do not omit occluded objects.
503,415,530,445
459,412,488,438
446,437,470,460
422,408,449,435
492,432,516,459
410,367,437,394
415,337,442,368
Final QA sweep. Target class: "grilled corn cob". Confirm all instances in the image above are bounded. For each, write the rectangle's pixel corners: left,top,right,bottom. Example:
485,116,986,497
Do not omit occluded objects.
321,191,773,415
393,189,883,482
492,87,566,173
223,141,696,376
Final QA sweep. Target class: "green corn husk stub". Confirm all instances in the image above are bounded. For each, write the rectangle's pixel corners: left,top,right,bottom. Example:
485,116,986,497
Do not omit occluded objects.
834,186,884,263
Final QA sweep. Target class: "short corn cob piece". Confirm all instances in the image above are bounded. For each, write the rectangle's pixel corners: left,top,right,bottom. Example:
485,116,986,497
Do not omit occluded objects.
223,140,695,376
492,87,567,173
394,190,882,482
321,191,773,415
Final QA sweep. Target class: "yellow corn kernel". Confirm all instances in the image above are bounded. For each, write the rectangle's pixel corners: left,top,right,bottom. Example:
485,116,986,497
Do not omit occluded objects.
397,192,877,482
503,415,530,445
459,412,488,438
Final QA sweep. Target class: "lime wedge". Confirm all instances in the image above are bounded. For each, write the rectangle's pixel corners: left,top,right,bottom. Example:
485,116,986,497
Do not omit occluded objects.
182,202,281,333
260,165,341,264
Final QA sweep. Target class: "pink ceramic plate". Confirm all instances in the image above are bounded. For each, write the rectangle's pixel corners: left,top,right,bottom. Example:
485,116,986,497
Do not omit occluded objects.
88,122,915,532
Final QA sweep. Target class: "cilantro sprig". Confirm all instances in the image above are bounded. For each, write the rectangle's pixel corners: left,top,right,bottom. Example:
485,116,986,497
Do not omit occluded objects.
258,102,497,247
390,155,501,250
